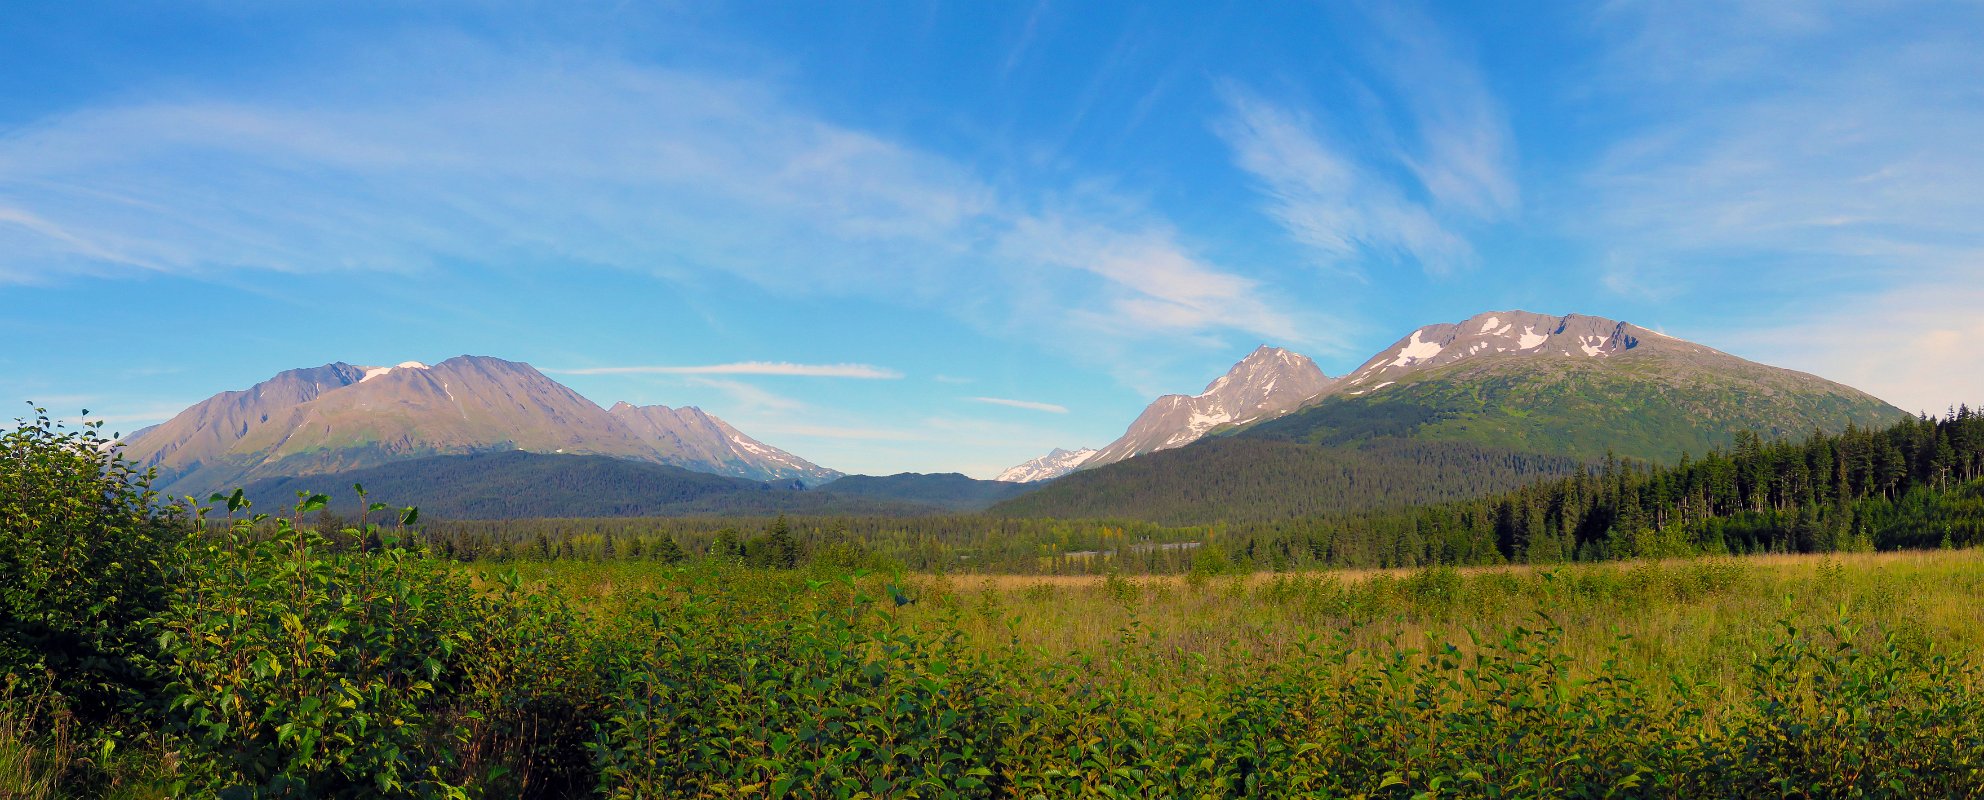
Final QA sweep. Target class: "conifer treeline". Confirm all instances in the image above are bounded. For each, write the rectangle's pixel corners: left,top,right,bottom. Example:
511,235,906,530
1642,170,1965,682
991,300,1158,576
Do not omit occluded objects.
1240,409,1984,568
426,411,1984,573
426,513,1222,574
989,438,1587,523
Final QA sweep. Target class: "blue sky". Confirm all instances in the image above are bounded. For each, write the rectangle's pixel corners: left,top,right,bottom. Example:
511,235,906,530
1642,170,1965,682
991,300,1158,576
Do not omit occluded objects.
4,1,1982,477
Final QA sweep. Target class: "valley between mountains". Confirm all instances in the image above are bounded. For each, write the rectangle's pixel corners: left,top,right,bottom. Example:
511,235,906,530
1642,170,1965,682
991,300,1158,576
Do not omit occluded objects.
118,310,1903,521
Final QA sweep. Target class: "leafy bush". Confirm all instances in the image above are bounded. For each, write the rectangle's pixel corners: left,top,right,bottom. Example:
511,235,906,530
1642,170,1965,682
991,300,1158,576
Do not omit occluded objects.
147,493,611,799
591,569,1006,798
0,409,184,717
148,497,482,798
449,571,612,799
1718,613,1984,796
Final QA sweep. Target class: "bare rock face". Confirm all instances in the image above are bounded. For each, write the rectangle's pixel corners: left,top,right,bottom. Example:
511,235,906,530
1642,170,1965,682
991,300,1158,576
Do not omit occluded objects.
122,355,839,495
995,447,1098,483
1005,309,1901,479
608,402,838,485
1335,311,1701,395
1084,346,1338,469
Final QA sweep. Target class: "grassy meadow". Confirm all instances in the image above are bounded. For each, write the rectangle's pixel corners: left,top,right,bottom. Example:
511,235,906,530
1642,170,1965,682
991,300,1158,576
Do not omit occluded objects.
513,548,1984,721
468,548,1984,797
9,411,1984,797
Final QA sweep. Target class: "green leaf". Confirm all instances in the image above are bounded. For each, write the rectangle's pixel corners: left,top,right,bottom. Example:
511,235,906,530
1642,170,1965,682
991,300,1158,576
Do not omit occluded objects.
298,493,330,514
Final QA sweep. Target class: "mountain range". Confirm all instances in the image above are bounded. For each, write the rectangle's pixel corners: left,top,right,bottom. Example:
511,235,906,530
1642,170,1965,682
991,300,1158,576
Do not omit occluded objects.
993,310,1905,520
1242,310,1901,463
121,356,839,497
116,309,1908,522
236,452,962,519
1004,311,1902,479
995,346,1337,482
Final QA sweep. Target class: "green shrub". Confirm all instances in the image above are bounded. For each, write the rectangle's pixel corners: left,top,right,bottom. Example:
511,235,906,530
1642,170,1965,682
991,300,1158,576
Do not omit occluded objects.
148,498,482,798
591,570,1007,798
1715,613,1984,796
0,409,185,718
449,571,612,799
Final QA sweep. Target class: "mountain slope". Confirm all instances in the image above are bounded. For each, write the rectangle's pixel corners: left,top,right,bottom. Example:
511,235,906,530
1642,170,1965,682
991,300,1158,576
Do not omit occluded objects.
819,473,1037,511
1088,346,1337,468
609,402,839,484
123,356,839,495
239,452,929,519
1243,311,1905,463
989,438,1585,524
996,448,1097,483
1001,310,1906,522
1002,346,1335,480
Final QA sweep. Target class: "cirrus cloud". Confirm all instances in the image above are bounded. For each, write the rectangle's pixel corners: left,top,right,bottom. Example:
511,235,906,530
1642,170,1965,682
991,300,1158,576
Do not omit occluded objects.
968,396,1070,414
553,361,903,379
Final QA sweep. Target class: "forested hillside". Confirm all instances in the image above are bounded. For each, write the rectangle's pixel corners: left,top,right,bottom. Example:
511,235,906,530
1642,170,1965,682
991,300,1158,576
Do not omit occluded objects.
241,451,933,519
1226,409,1984,568
1241,349,1903,463
991,438,1585,523
816,472,1036,511
422,411,1984,574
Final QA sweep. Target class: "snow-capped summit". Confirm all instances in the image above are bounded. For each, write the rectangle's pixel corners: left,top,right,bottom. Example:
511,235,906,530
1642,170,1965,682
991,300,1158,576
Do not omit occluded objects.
996,447,1097,483
118,355,842,495
1338,311,1706,395
607,402,840,485
358,360,432,383
1081,345,1338,470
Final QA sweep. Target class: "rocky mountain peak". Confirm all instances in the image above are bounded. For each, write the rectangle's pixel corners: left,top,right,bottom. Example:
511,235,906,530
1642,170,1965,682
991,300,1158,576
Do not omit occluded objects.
1338,310,1701,394
995,447,1098,483
121,355,840,494
607,401,839,484
1057,345,1338,473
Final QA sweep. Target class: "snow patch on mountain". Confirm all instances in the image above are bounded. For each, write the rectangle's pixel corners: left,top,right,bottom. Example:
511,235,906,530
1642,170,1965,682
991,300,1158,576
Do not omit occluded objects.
1077,345,1339,471
1388,331,1444,367
358,361,432,383
996,447,1097,483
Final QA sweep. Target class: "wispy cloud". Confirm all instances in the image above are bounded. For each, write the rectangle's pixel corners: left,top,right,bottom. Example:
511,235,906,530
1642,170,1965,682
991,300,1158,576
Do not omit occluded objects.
1720,283,1984,415
0,40,1303,364
999,213,1309,344
1358,3,1518,220
968,396,1069,414
1579,1,1984,411
1218,93,1472,277
1582,2,1984,291
747,423,924,441
557,362,902,379
1214,6,1516,278
681,377,808,413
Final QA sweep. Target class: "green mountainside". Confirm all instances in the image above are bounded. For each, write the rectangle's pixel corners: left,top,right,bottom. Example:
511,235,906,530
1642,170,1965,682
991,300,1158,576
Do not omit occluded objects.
989,438,1584,524
999,313,1905,524
122,356,841,497
817,473,1037,511
239,452,934,519
1242,348,1906,464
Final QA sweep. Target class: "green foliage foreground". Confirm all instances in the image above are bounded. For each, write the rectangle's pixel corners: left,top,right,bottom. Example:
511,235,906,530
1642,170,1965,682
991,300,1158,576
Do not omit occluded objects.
5,411,1984,797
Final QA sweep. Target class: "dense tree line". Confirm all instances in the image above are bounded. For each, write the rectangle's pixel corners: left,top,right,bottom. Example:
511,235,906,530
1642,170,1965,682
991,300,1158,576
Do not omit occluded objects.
424,513,1221,574
241,451,936,519
1235,409,1984,568
427,410,1984,573
990,438,1586,524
